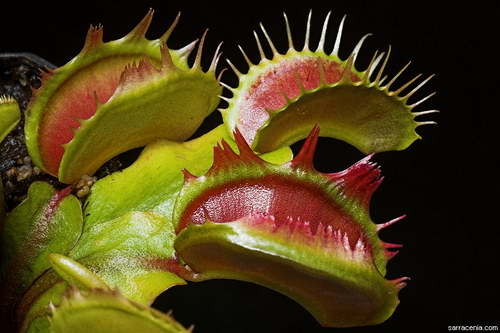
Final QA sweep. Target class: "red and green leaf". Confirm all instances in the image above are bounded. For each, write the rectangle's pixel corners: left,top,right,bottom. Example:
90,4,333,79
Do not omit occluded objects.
220,11,437,153
25,10,222,183
173,126,408,327
0,182,82,330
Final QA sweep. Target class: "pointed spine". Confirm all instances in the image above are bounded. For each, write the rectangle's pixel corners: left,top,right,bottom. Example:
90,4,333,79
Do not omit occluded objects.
238,45,253,67
290,124,320,170
303,10,312,51
391,73,422,96
412,109,439,117
160,12,181,43
332,15,346,56
375,46,391,85
351,34,371,65
182,169,198,182
377,215,406,232
176,40,198,61
217,68,227,82
260,23,278,55
193,29,208,69
253,31,266,60
417,120,437,126
410,92,436,108
383,61,411,91
368,52,385,79
283,13,295,51
362,51,380,84
391,276,410,290
209,42,223,73
317,11,331,53
226,59,243,77
125,8,154,40
402,74,435,100
218,95,232,103
233,127,264,164
220,81,235,93
383,242,403,249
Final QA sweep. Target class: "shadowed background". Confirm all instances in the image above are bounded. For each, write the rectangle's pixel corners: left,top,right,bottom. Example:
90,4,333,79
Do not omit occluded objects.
1,0,498,332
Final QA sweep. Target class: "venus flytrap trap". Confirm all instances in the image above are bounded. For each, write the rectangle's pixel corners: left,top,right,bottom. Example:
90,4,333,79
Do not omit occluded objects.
220,11,437,154
0,8,436,332
173,127,408,327
24,9,222,184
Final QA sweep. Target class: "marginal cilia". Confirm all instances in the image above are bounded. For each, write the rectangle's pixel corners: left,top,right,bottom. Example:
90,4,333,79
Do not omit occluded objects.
0,8,437,332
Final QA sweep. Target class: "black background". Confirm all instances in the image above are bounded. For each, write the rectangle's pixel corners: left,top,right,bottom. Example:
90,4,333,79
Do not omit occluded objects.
1,0,498,332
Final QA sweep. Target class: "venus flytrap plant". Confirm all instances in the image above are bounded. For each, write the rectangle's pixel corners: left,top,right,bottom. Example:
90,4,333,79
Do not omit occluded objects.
220,11,436,153
173,126,408,327
0,8,437,332
24,10,222,184
82,124,292,230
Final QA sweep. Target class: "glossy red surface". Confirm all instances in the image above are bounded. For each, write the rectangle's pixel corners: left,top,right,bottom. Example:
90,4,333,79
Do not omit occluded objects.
179,175,364,248
236,56,359,145
38,61,123,174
